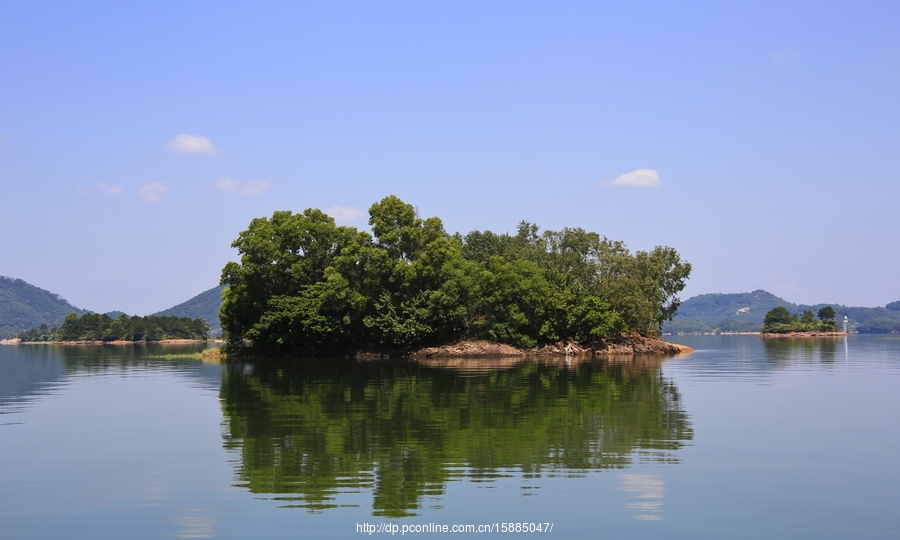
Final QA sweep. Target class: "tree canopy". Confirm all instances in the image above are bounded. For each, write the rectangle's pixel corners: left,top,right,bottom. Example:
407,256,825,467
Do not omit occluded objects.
19,313,210,342
219,195,692,353
818,306,836,321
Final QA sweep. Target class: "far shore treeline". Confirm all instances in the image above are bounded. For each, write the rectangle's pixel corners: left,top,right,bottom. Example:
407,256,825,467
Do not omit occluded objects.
17,313,210,342
219,195,691,354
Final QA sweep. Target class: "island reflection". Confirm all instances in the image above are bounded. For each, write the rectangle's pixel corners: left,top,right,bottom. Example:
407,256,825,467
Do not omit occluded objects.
219,356,693,516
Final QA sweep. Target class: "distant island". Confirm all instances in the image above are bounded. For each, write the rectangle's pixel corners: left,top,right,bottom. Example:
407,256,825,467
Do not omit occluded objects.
217,195,693,357
14,313,209,343
759,306,846,337
664,290,900,335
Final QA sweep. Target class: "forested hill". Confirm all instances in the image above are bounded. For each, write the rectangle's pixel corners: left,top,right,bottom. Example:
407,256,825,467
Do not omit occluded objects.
664,290,900,334
153,285,225,336
1,277,224,338
0,276,90,338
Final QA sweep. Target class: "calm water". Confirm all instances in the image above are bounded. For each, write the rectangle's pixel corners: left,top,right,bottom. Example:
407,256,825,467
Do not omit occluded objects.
1,336,898,539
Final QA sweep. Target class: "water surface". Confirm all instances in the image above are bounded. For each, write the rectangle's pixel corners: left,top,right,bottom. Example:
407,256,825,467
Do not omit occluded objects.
1,336,898,538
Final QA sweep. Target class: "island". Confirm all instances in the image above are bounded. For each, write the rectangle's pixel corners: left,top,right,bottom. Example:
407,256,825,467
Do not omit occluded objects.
15,313,210,343
216,195,694,358
759,306,847,337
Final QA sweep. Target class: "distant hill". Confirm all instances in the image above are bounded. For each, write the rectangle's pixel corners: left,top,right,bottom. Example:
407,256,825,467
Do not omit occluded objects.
153,285,225,336
665,289,900,334
0,276,90,338
5,276,895,338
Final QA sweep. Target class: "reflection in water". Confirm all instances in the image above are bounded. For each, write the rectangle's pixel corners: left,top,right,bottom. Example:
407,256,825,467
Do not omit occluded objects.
173,514,217,539
621,474,664,521
220,357,693,516
1,344,221,417
762,337,843,367
0,345,67,414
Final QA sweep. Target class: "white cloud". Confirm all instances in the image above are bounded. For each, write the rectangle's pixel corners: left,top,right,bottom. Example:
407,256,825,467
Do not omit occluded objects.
0,132,9,143
325,205,365,223
604,169,661,188
139,182,170,203
214,178,271,196
97,182,124,195
166,134,218,154
772,47,799,62
213,178,239,193
241,181,271,196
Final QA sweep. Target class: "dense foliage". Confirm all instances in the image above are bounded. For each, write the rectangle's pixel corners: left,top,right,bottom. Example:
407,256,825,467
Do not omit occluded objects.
760,306,838,334
153,285,226,335
0,276,89,338
219,196,691,353
18,313,209,342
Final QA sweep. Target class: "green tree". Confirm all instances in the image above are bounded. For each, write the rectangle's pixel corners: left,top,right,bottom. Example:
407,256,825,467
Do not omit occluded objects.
764,306,793,326
818,306,836,321
219,209,358,344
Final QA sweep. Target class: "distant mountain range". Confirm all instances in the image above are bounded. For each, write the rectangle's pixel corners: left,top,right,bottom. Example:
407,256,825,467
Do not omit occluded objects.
0,277,90,338
664,290,900,334
152,285,225,335
0,276,225,338
2,275,898,338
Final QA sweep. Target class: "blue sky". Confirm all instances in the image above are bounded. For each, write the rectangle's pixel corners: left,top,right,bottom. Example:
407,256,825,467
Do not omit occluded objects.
1,1,898,314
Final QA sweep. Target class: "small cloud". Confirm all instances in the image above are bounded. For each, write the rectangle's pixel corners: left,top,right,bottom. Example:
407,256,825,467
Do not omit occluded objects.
0,132,9,143
214,178,271,196
325,205,365,223
772,47,799,62
166,134,218,154
241,181,271,196
98,182,124,195
213,178,239,193
604,169,661,188
139,182,170,203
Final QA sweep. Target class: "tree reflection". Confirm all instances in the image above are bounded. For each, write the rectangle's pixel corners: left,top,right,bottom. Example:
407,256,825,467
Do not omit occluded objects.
762,337,841,366
220,357,692,516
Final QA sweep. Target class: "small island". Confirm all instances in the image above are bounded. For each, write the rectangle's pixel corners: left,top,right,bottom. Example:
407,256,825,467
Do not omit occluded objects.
216,195,694,358
15,313,210,343
759,306,847,337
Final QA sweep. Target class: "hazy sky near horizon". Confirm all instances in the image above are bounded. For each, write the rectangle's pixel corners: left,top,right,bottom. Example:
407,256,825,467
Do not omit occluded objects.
2,1,898,315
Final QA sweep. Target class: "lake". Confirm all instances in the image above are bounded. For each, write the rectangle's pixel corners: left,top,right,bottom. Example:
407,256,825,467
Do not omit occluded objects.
1,336,899,539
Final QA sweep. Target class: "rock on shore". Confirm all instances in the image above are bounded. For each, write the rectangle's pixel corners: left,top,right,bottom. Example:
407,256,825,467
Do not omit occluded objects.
414,334,693,358
414,341,525,358
759,332,848,338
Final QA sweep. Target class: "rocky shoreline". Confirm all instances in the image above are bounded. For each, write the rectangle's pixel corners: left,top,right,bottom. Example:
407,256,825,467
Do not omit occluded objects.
412,334,693,359
759,332,848,338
